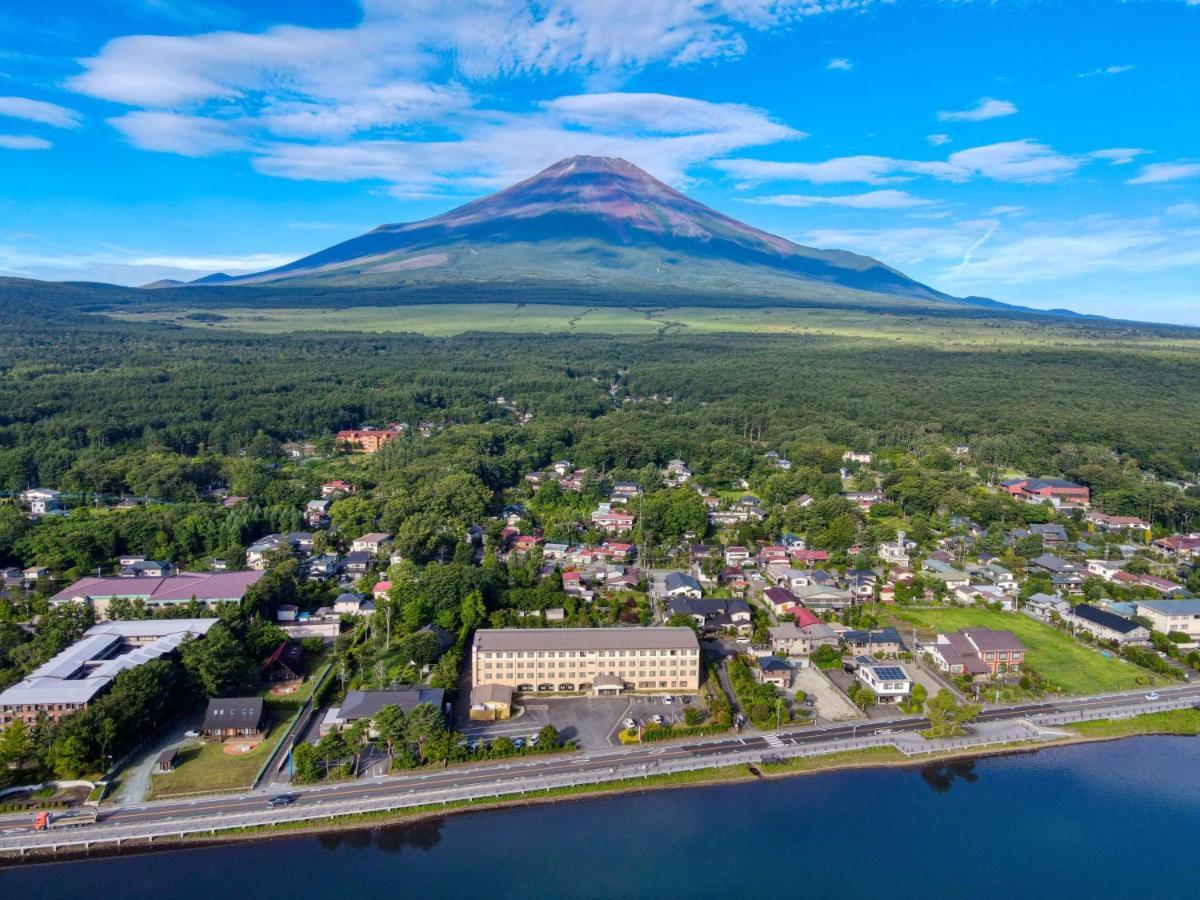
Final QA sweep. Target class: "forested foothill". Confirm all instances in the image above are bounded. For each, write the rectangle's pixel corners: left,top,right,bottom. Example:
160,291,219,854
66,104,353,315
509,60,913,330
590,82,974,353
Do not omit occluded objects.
3,278,1200,786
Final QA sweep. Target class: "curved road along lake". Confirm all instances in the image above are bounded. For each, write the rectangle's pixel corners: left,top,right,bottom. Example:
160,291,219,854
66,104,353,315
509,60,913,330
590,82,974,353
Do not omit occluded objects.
2,736,1198,897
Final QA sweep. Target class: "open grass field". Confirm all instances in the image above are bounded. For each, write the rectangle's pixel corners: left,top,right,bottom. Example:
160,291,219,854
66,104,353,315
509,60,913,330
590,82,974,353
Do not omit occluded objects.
148,718,289,799
105,303,1200,351
891,607,1166,695
1070,708,1200,738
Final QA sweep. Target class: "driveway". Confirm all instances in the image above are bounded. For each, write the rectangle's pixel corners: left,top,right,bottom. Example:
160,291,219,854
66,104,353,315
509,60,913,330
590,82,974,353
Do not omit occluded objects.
110,716,202,804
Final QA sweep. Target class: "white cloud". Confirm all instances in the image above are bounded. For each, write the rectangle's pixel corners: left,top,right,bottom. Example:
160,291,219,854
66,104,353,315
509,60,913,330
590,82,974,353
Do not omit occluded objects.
108,111,247,156
745,189,934,209
0,242,299,284
937,97,1017,123
720,139,1118,187
1077,64,1135,78
0,96,81,129
1088,147,1145,165
801,214,1200,289
0,135,52,150
926,133,951,146
70,1,873,109
1128,161,1200,185
827,57,852,71
253,94,799,192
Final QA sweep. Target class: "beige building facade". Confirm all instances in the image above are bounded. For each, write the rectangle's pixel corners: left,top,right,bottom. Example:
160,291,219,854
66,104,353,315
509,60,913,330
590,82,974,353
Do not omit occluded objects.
471,627,701,695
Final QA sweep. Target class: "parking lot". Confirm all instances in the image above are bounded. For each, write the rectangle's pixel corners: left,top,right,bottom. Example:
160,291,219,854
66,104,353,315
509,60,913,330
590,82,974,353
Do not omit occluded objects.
456,696,630,750
617,693,699,742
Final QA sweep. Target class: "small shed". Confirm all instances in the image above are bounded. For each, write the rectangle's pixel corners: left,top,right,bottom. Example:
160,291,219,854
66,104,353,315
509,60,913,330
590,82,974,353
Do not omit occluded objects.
155,748,178,772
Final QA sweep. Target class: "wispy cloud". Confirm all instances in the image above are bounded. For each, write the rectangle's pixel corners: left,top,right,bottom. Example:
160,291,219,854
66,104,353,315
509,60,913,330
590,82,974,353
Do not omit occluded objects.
108,111,247,156
802,214,1200,287
926,133,951,146
745,189,933,209
0,242,298,283
1077,64,1135,78
0,96,81,129
1128,161,1200,185
827,57,852,71
0,134,52,150
719,139,1123,186
937,97,1017,123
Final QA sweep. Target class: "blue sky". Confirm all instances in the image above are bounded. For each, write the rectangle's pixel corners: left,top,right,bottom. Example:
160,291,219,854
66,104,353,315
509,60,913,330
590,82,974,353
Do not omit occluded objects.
1,0,1198,323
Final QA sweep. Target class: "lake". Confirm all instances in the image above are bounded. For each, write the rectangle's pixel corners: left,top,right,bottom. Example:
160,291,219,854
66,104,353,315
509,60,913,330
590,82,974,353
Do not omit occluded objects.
3,737,1198,898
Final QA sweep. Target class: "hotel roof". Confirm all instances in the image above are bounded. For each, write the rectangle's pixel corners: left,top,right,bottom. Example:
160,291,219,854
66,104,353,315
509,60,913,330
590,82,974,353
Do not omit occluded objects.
473,627,698,653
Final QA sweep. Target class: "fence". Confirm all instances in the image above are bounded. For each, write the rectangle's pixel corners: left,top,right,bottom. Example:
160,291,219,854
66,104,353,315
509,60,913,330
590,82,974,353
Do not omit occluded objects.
3,692,1196,857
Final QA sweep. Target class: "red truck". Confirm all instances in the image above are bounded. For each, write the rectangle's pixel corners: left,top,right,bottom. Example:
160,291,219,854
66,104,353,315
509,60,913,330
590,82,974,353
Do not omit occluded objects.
32,809,97,831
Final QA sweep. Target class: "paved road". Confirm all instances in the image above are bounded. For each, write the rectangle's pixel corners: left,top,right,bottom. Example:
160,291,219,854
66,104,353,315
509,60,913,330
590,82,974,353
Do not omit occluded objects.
3,683,1197,839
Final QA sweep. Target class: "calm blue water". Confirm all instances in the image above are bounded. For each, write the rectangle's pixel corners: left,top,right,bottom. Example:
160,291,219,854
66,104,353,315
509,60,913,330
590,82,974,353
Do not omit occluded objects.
3,737,1198,898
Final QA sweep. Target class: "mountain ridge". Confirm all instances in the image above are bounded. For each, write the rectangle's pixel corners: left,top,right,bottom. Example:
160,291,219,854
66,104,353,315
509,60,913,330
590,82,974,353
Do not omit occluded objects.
198,155,1013,312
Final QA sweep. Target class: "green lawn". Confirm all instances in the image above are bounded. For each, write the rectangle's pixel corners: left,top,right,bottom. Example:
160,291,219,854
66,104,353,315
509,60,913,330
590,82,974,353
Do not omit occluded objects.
892,607,1165,695
1070,708,1200,738
148,718,289,799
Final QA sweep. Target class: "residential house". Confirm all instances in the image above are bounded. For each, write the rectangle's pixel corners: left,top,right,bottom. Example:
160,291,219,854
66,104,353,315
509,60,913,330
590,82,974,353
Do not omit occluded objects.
928,628,1026,679
853,657,913,703
792,584,852,612
260,640,304,683
763,586,800,614
1086,559,1126,581
591,507,635,534
878,531,913,566
724,546,751,567
1086,510,1150,534
756,656,793,688
667,597,752,636
119,559,176,578
1026,592,1070,622
1063,604,1149,644
1002,478,1090,508
322,687,446,735
342,550,373,577
320,480,355,498
333,592,375,616
663,572,703,600
202,697,266,740
350,532,393,554
21,488,63,516
1153,534,1200,559
842,627,905,657
1027,554,1077,576
768,623,810,657
305,499,331,527
842,451,872,465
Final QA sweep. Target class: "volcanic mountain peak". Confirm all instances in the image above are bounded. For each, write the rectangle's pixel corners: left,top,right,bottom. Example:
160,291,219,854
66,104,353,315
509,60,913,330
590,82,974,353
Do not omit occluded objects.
370,154,791,252
213,155,967,307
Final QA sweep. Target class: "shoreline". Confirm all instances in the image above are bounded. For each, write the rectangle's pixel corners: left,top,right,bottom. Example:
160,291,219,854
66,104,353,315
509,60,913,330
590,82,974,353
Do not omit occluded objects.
6,711,1197,867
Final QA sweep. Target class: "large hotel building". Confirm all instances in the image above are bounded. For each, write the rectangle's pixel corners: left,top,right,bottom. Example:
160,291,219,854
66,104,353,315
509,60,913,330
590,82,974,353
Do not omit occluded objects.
471,627,701,695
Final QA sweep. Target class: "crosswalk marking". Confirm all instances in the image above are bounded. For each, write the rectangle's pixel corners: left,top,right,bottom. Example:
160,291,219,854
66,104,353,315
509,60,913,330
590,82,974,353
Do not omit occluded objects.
763,733,785,748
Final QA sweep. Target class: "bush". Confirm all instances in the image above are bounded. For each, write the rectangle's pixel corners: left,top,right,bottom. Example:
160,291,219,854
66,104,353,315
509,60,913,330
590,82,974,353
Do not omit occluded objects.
684,707,704,726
